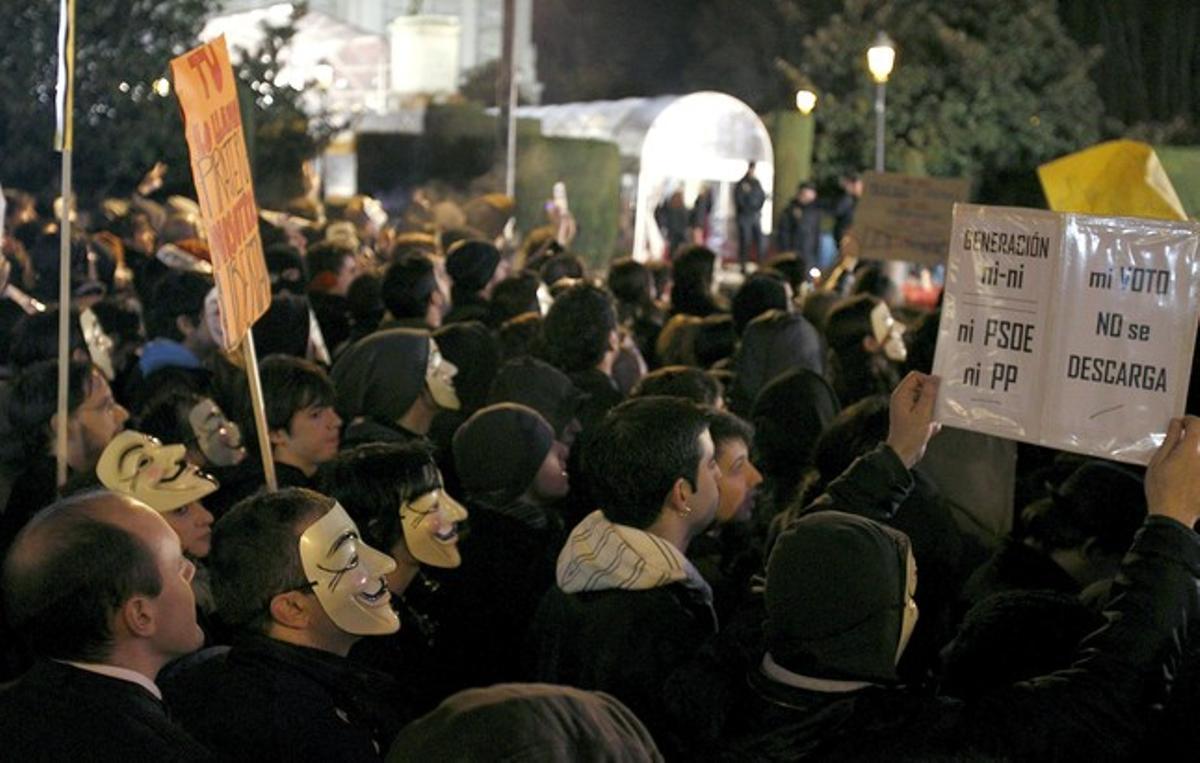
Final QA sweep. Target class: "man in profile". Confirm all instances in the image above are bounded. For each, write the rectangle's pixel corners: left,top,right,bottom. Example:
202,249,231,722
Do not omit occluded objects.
0,489,210,760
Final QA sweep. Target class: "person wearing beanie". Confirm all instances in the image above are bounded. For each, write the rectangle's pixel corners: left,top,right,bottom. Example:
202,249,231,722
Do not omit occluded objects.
434,403,570,695
443,240,508,326
486,355,587,448
333,328,461,449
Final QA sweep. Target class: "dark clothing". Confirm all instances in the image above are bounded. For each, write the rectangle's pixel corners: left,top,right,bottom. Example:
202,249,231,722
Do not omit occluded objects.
309,291,353,358
730,309,824,415
121,339,212,414
833,192,857,249
164,635,407,762
734,173,767,267
443,292,491,327
0,660,211,761
722,516,1200,762
960,536,1081,615
568,368,623,435
434,501,563,694
776,198,822,270
530,582,718,757
341,417,427,450
203,459,312,520
0,456,58,555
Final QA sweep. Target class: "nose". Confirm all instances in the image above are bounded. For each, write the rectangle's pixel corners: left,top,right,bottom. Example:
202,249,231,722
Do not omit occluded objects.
196,503,214,528
115,403,130,426
748,461,764,488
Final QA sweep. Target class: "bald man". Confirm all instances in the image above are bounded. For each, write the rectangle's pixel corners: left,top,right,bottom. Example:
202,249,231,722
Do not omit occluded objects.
0,489,211,760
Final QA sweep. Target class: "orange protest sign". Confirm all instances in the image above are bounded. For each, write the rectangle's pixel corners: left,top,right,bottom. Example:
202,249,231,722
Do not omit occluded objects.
171,36,269,351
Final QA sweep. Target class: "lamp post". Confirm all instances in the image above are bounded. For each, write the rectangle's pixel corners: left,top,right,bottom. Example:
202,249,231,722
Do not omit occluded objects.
794,87,817,187
795,88,817,116
867,32,896,173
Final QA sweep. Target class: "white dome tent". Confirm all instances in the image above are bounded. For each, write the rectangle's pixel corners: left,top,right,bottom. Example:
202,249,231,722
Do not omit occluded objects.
516,92,774,261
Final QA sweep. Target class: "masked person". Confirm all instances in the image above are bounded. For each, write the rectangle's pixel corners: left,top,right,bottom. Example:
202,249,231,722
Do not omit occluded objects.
320,441,469,715
163,488,409,761
824,294,905,407
97,430,220,623
135,392,246,472
334,328,460,449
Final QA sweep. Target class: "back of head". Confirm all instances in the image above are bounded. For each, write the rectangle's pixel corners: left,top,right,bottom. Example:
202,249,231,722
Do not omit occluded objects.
382,254,438,320
209,487,331,633
446,240,502,297
305,241,355,283
264,244,307,295
318,442,440,552
750,368,841,496
765,511,909,682
9,307,85,369
584,396,710,529
252,292,312,358
763,254,807,293
145,270,212,342
487,356,584,438
631,366,723,407
541,282,617,374
732,273,790,335
1020,460,1147,555
432,321,501,413
332,329,429,421
2,490,162,662
694,314,737,368
539,252,585,288
812,395,890,483
498,312,544,361
732,310,823,414
607,257,654,309
489,271,541,325
824,294,881,353
387,232,438,264
453,403,554,507
386,683,662,763
9,358,93,461
670,245,717,313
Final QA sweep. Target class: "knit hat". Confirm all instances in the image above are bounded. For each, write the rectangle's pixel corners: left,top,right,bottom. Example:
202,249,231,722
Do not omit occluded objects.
333,328,430,421
446,240,502,293
486,356,587,439
453,403,554,506
765,511,911,683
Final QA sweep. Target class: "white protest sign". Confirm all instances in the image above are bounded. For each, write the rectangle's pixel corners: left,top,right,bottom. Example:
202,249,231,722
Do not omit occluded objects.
932,203,1200,464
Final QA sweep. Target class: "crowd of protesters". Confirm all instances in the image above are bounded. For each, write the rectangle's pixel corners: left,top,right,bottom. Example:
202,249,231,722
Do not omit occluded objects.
0,169,1199,763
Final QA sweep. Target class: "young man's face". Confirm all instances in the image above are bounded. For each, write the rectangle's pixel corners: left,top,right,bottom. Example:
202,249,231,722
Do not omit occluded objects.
68,371,129,471
714,437,763,524
687,430,722,528
273,404,342,475
529,440,571,504
162,501,215,559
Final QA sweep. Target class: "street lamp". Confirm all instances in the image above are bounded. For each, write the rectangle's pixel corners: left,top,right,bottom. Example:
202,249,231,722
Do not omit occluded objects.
867,32,896,172
795,88,817,116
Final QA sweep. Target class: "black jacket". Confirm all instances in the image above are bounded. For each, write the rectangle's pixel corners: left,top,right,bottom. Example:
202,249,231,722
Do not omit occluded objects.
0,660,212,761
721,516,1200,761
163,635,407,762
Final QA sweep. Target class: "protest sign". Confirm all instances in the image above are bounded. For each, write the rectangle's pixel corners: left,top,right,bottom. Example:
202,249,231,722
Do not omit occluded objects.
932,203,1200,464
171,35,270,352
1038,140,1187,222
853,172,970,266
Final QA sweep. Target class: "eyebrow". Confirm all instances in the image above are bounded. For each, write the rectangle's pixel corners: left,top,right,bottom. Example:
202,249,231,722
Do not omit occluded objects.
117,444,145,471
327,530,358,556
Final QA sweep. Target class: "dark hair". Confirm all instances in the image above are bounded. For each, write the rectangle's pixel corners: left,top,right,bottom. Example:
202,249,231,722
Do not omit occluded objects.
9,359,95,460
432,321,502,413
853,264,895,302
541,282,617,374
252,293,312,358
498,312,543,361
145,270,213,342
732,273,790,335
346,273,385,338
209,487,332,633
539,252,585,287
708,409,754,452
824,294,880,352
607,258,655,310
631,366,723,407
489,272,541,325
257,355,337,436
387,232,438,263
304,241,355,281
135,391,205,450
88,297,144,346
670,246,718,317
317,442,441,552
264,243,307,295
812,395,889,482
9,307,86,369
2,490,162,661
584,396,712,529
694,313,737,368
382,254,438,320
763,254,807,293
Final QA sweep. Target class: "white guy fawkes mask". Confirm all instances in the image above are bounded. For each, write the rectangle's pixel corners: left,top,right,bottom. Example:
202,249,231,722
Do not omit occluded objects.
80,308,116,381
97,430,218,512
426,338,461,411
204,287,228,350
299,503,400,636
870,302,908,363
187,398,246,467
400,488,469,569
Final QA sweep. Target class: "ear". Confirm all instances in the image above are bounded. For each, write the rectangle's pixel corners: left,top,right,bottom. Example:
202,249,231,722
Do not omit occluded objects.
120,595,157,639
268,427,290,448
862,334,881,353
665,476,691,515
268,590,312,631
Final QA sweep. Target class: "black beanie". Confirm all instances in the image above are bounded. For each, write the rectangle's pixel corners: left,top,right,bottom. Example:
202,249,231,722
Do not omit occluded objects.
486,356,587,439
765,511,911,683
446,240,502,294
453,403,554,506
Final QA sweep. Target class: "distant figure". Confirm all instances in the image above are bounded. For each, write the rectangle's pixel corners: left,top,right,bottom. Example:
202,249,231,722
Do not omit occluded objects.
654,190,690,259
734,162,767,270
776,182,821,271
833,172,863,249
689,185,714,245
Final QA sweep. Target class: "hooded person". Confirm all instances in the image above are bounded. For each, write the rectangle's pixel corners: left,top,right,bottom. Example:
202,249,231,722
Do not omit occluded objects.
134,391,247,472
319,441,470,716
434,404,571,693
443,240,508,326
486,355,587,448
824,294,905,407
334,328,461,449
162,488,411,761
729,309,824,415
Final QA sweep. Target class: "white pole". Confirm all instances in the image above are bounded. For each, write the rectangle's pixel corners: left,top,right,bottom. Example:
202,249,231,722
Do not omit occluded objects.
504,9,519,197
55,150,72,488
242,330,278,492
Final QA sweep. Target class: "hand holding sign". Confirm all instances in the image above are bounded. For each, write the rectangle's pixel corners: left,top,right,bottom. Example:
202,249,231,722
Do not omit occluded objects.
1146,416,1200,529
886,372,942,469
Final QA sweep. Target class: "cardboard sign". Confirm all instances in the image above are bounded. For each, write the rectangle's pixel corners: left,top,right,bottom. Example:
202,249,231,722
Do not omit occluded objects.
1038,140,1187,222
853,172,971,265
171,36,270,351
932,203,1200,464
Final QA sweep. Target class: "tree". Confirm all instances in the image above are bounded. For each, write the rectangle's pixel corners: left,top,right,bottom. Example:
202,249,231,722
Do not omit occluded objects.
796,0,1104,204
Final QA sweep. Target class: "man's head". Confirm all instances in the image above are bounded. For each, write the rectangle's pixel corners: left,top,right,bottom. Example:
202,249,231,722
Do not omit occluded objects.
446,240,506,300
305,241,359,297
454,404,568,508
144,270,215,356
541,282,619,375
797,182,817,204
747,161,757,176
630,366,724,409
708,411,762,524
584,396,720,536
2,490,202,674
9,359,129,471
209,488,398,656
259,355,341,477
382,253,445,328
